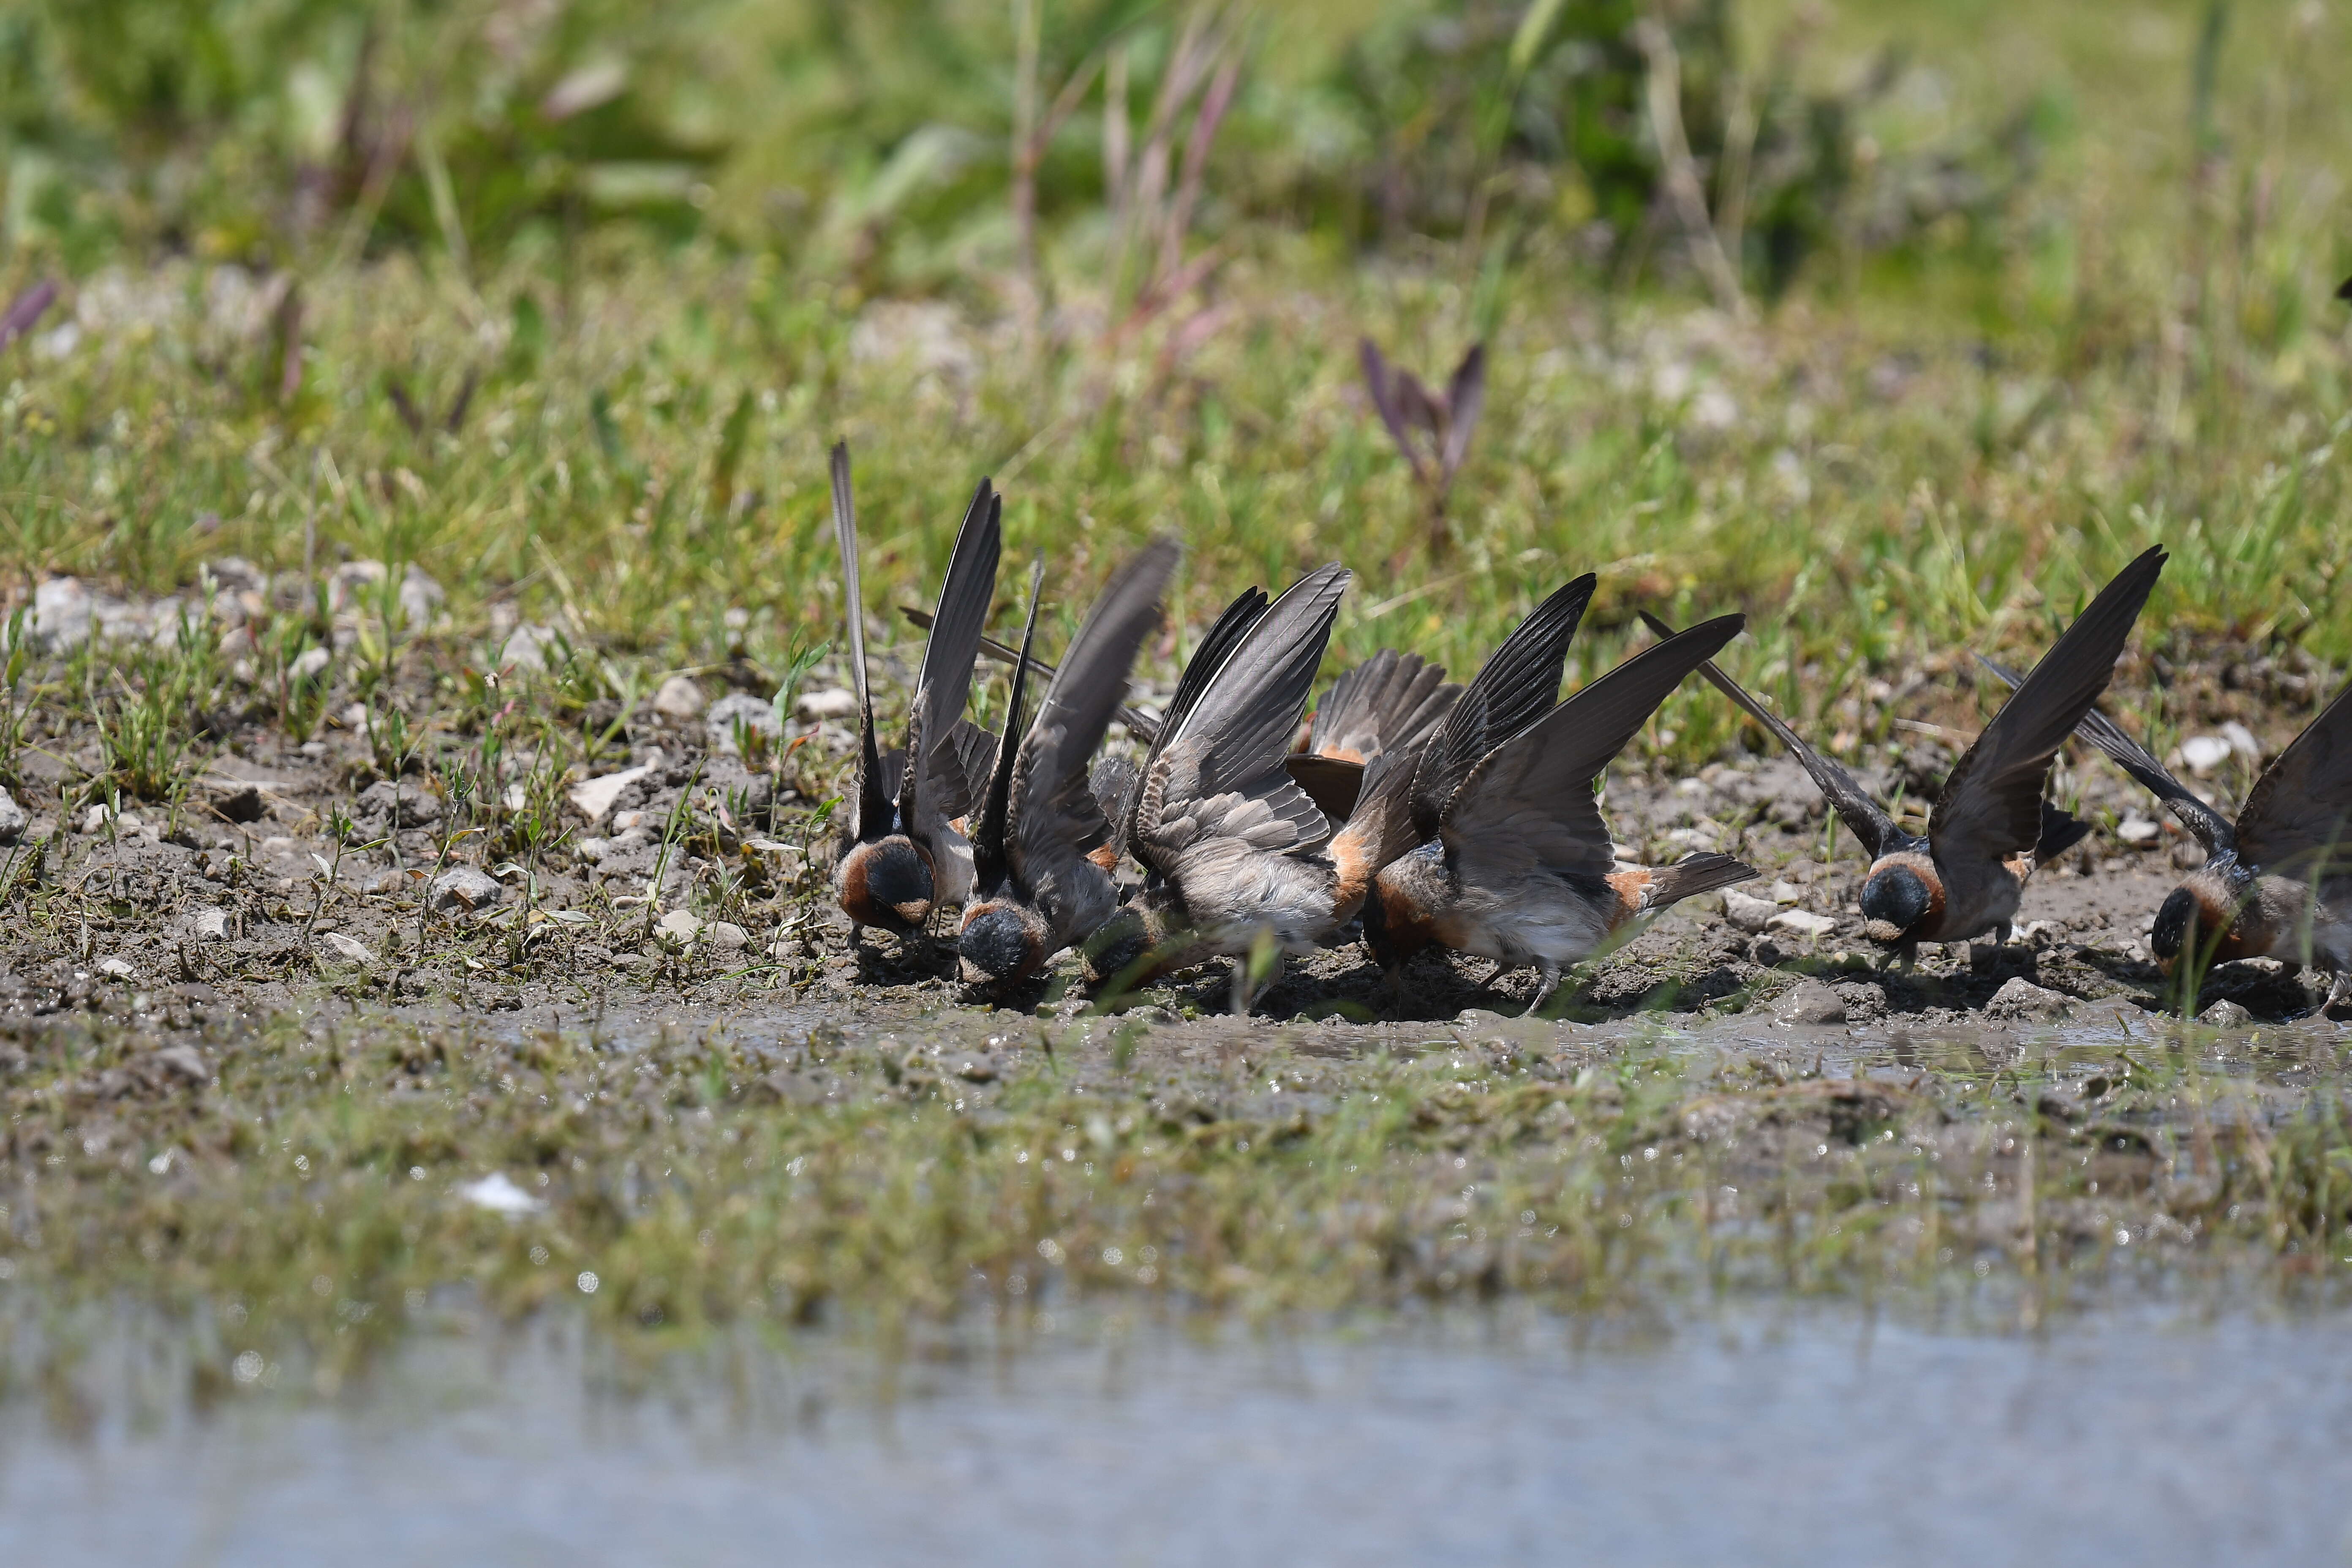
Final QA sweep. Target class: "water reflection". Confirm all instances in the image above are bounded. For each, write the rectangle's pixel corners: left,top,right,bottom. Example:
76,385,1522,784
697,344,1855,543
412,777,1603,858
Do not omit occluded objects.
3,1305,2349,1566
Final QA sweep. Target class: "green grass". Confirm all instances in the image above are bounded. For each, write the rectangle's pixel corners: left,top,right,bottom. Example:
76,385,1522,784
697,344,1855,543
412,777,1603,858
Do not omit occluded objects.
2,0,2351,1387
4,1004,2347,1386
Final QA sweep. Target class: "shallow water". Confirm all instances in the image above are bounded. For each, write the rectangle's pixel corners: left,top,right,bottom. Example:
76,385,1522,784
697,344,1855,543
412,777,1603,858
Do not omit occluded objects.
4,1306,2348,1567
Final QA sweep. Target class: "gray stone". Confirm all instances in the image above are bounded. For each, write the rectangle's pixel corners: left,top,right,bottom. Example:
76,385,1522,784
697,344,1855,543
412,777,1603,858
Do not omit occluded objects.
1774,980,1847,1026
357,777,443,829
651,674,706,722
708,693,782,755
0,786,25,845
33,576,92,648
499,622,560,673
1985,976,2073,1022
1768,909,1839,939
795,686,859,721
1721,890,1778,934
430,865,504,912
2197,999,2256,1030
398,564,444,628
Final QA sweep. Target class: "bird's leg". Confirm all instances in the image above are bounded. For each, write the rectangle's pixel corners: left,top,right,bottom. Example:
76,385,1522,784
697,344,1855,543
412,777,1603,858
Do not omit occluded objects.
2325,970,2352,1019
1527,959,1563,1017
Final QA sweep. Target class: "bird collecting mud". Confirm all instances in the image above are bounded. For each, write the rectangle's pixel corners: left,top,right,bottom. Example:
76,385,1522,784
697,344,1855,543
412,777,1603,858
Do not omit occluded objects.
1367,609,1758,1013
1988,659,2352,1006
1089,563,1438,1009
828,441,1003,936
1648,545,2166,966
957,538,1181,992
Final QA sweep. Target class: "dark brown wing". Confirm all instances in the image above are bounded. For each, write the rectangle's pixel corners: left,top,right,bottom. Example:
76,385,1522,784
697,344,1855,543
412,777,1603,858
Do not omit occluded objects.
1443,615,1746,880
1283,754,1367,822
1130,564,1348,874
1109,585,1269,860
1642,610,1908,859
934,719,998,824
1977,652,2230,857
899,478,1002,842
899,605,1162,740
1412,574,1596,837
2236,676,2352,875
1007,539,1181,913
830,440,891,843
1307,648,1459,764
1930,547,2165,873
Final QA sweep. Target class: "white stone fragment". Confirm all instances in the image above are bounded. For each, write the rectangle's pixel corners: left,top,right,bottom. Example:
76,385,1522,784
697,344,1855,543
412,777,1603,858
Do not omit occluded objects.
651,675,706,721
569,764,651,824
794,686,858,721
456,1172,545,1217
321,931,376,965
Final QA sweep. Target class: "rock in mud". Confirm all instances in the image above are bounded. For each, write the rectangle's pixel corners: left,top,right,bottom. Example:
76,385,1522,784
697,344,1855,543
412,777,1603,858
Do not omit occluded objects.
708,693,781,754
152,1045,209,1086
570,764,652,824
33,576,92,648
1985,976,2073,1022
708,921,749,950
207,781,265,823
656,909,704,946
321,931,376,965
190,908,231,942
1722,890,1778,934
356,778,442,829
499,622,561,673
2197,999,2256,1030
651,675,707,722
0,786,24,845
95,956,136,980
1768,909,1839,940
430,866,504,911
795,687,859,721
1774,980,1847,1025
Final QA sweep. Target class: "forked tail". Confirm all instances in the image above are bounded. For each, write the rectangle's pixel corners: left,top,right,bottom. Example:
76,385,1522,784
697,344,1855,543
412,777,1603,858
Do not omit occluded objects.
1642,851,1757,911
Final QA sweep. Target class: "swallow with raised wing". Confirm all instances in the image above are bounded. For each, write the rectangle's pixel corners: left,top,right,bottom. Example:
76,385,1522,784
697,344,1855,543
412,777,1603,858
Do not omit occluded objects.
1366,616,1758,1012
909,599,1457,825
958,539,1181,992
1986,659,2352,1001
1648,545,2166,963
828,441,1002,936
1089,564,1437,1009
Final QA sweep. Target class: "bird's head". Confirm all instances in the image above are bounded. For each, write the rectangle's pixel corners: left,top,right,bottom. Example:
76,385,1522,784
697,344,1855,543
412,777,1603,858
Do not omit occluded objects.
958,899,1047,991
1858,862,1936,945
838,835,935,931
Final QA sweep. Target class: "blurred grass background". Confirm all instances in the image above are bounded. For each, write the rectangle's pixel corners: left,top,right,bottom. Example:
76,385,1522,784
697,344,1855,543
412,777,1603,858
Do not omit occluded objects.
1,0,2348,762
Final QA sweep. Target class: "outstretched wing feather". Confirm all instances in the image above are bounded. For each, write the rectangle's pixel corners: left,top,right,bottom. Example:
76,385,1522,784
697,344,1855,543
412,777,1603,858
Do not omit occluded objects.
1931,548,2165,869
1442,615,1747,880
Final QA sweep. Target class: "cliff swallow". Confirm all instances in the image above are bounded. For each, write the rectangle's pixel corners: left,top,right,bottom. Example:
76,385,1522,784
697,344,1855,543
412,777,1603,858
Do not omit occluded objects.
1365,615,1757,1012
1986,659,2352,1000
1091,564,1437,1008
957,539,1181,993
1650,544,2166,962
828,441,1002,936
